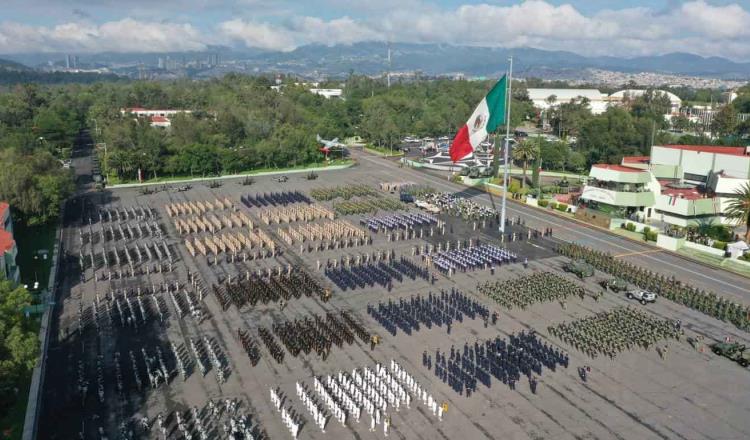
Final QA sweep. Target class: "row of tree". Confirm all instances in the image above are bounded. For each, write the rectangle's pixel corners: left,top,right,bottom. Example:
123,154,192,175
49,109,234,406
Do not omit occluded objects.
0,84,78,226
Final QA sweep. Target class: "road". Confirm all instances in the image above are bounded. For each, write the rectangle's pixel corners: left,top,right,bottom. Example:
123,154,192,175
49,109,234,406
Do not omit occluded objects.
352,150,750,302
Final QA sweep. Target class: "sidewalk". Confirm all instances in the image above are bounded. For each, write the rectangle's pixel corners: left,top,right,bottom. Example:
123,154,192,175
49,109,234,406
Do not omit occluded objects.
109,162,354,189
456,176,750,280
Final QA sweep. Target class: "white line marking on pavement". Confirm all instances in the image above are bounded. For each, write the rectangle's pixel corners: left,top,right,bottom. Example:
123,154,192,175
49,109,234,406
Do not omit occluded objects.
358,154,750,294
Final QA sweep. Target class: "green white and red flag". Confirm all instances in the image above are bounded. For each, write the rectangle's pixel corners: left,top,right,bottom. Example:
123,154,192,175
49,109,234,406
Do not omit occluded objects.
449,75,507,162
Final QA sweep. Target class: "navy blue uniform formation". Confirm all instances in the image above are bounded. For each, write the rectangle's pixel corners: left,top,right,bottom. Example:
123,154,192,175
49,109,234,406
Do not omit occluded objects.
477,271,586,310
360,212,439,232
431,244,518,274
324,256,430,291
425,331,568,396
367,289,490,336
271,312,367,360
548,306,682,359
214,269,329,310
236,328,261,366
258,327,285,364
241,191,311,207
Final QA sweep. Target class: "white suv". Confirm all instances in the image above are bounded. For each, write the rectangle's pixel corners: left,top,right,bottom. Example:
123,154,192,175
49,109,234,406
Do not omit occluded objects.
627,289,656,305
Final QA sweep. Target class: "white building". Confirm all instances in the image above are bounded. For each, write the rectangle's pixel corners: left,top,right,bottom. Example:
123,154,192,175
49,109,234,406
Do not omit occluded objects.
120,108,192,118
309,88,343,99
527,88,608,114
580,144,750,227
608,89,682,114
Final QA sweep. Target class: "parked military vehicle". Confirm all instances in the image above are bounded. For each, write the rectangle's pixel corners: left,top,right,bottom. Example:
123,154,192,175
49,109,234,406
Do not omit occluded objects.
600,278,629,292
711,342,750,367
563,260,594,278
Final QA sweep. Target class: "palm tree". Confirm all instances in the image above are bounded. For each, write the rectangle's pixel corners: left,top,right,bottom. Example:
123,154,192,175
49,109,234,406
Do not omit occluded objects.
725,182,750,243
512,139,538,188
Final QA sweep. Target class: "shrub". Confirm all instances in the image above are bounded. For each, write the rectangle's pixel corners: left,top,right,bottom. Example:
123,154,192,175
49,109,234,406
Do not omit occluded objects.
538,199,549,208
712,240,727,251
625,222,637,232
548,202,557,210
644,230,658,242
555,203,568,212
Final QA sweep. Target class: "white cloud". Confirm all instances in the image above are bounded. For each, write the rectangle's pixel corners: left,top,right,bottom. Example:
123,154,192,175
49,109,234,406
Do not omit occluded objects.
0,18,207,53
0,1,749,60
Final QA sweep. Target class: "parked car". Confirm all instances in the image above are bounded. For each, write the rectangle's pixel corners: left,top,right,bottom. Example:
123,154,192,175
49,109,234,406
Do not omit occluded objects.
626,289,656,304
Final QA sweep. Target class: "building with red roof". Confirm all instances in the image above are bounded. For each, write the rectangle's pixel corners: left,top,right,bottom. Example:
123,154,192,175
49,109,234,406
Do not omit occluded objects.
580,143,750,228
0,201,19,283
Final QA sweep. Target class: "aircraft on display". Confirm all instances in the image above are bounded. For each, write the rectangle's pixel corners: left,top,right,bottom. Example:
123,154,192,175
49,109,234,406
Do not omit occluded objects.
317,134,347,158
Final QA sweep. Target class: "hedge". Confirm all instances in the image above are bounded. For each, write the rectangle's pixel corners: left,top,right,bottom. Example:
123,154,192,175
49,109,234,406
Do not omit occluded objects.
555,203,568,212
538,199,549,207
712,240,727,251
625,222,637,232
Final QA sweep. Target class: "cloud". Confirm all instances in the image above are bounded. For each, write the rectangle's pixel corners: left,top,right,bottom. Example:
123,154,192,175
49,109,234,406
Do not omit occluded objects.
0,1,749,60
0,18,208,53
218,16,382,51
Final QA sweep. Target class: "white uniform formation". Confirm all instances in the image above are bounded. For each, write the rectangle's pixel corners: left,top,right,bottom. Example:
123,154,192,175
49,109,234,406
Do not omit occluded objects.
270,388,302,439
275,360,442,438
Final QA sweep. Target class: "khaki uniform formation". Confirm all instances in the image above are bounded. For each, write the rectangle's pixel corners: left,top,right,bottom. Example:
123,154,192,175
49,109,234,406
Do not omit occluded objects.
184,228,276,259
477,272,586,310
558,243,750,331
334,197,408,216
548,307,682,359
173,211,253,235
278,219,371,251
165,197,234,218
213,266,330,311
258,203,334,225
311,184,378,201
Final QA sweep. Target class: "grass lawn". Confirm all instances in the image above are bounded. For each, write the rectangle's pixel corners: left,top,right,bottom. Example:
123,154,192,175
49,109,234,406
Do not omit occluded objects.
106,159,353,185
12,221,57,293
364,145,404,157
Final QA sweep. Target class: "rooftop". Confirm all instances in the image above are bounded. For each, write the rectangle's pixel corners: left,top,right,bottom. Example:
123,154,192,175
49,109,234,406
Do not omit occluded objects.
660,144,749,156
0,229,14,253
592,164,647,173
622,156,650,164
150,115,169,123
661,185,705,201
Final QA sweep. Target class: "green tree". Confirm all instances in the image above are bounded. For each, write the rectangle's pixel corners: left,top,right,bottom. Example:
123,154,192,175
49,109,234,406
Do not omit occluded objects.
725,182,750,242
512,139,538,188
710,105,738,137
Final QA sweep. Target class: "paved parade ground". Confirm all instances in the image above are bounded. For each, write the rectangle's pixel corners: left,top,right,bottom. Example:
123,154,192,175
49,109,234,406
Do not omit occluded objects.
38,149,750,440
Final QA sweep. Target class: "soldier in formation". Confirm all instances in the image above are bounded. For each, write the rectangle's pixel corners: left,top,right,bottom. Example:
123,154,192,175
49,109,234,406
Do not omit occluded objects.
558,243,750,330
477,271,586,310
548,307,682,358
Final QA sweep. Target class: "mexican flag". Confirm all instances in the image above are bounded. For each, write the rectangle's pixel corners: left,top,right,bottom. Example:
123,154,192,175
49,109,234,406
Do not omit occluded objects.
449,75,507,162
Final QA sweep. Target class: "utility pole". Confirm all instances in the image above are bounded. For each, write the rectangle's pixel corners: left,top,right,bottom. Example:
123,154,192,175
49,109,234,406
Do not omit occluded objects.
387,42,392,89
500,56,513,234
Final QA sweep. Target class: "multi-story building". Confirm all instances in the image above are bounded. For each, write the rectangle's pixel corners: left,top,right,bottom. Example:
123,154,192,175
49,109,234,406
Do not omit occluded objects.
0,202,20,284
580,144,750,228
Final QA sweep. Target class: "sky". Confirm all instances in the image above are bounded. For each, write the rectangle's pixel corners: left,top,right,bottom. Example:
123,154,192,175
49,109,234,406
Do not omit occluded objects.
1,0,749,61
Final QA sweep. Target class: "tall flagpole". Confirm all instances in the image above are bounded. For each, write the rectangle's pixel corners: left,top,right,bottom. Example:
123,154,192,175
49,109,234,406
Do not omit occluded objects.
500,56,513,234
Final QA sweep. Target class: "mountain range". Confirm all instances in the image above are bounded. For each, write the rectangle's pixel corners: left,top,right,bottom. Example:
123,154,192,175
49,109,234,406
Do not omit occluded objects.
2,42,750,80
248,43,750,79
